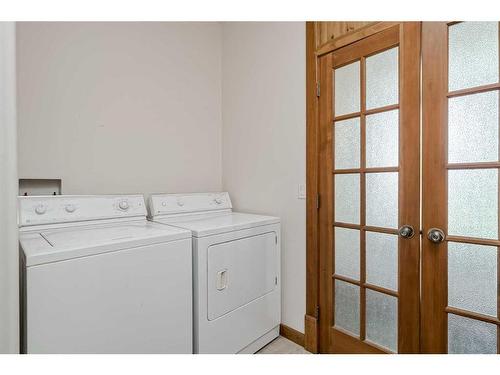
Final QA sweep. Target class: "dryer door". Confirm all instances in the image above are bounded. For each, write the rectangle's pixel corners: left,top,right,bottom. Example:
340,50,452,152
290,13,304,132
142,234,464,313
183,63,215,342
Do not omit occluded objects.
207,231,278,320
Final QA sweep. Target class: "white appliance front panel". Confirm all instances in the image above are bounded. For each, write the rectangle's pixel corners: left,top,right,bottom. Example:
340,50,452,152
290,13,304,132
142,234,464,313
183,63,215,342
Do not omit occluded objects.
207,232,277,320
25,239,192,353
18,195,147,227
149,192,232,216
193,223,281,353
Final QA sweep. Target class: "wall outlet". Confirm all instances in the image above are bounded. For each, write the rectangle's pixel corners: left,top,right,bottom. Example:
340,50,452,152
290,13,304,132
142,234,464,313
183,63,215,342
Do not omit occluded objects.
297,184,306,199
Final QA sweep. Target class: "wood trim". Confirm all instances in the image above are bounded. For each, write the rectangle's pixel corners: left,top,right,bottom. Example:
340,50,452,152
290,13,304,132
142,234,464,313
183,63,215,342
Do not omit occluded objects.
446,161,500,170
332,25,400,68
334,112,361,122
333,167,399,174
447,82,500,98
364,103,400,116
305,21,320,352
359,54,367,342
316,22,400,56
396,21,421,354
421,22,449,354
331,328,387,354
304,314,318,353
317,51,334,353
280,324,306,348
446,235,500,247
445,307,500,326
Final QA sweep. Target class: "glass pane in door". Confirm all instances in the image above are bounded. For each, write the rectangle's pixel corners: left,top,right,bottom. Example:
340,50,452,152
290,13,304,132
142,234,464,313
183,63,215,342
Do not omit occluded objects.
334,280,360,336
448,242,497,316
366,47,399,110
334,61,360,116
366,232,398,291
366,110,399,168
448,22,499,91
448,314,497,354
448,91,498,163
365,289,398,352
334,174,360,224
366,172,398,229
334,227,360,280
334,117,361,169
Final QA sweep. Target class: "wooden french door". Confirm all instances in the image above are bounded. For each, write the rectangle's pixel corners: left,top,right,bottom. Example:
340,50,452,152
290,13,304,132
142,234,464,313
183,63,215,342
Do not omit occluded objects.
317,23,421,353
421,22,500,354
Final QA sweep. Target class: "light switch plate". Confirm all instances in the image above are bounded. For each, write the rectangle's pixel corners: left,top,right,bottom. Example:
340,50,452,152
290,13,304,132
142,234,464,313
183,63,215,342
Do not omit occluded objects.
298,184,306,199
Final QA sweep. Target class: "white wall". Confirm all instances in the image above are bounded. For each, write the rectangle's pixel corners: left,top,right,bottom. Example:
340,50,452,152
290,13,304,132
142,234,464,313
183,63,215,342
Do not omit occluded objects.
17,22,222,195
0,22,19,353
221,22,306,332
16,21,307,335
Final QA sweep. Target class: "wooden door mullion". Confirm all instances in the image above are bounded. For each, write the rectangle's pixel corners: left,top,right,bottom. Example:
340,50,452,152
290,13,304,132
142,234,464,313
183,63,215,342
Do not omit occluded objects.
360,55,367,342
497,21,500,354
421,22,448,353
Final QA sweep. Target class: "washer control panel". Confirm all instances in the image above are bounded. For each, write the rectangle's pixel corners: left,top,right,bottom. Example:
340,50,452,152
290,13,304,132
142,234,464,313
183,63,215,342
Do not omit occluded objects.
18,195,147,227
150,192,232,216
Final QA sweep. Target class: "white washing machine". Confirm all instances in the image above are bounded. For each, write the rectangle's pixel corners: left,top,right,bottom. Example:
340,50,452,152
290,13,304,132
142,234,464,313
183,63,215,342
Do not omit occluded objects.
148,192,281,354
18,194,193,354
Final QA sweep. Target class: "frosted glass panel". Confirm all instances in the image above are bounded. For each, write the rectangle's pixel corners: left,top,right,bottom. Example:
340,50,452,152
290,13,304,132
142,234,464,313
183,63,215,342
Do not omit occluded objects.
334,61,360,116
334,280,360,335
366,290,398,352
448,169,498,239
335,227,360,280
366,232,398,291
366,47,399,110
366,172,398,228
335,174,360,224
366,110,399,168
448,91,498,163
334,118,360,169
448,242,497,317
448,314,497,354
449,22,499,91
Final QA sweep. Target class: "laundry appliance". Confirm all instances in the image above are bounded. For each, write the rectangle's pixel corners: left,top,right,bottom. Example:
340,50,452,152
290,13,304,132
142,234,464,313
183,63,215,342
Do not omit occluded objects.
148,192,281,354
19,194,193,354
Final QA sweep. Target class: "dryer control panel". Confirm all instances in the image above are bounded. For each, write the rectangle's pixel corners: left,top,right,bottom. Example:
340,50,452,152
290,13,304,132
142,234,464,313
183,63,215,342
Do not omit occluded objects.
18,195,147,227
150,192,232,216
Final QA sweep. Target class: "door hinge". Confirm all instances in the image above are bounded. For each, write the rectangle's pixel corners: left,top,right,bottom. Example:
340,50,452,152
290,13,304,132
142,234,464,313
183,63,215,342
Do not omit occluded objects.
316,81,320,97
315,305,320,319
316,194,320,209
275,276,278,285
275,235,278,244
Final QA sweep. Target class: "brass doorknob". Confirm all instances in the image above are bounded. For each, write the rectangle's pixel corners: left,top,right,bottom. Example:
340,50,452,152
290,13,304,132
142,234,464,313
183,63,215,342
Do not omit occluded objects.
427,228,445,243
398,225,415,239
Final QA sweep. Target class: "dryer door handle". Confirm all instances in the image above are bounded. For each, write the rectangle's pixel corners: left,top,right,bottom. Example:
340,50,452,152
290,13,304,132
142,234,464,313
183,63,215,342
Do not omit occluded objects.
216,269,228,291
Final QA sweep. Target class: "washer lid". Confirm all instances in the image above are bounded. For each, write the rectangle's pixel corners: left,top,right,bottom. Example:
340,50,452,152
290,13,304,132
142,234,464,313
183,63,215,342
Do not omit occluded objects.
155,212,280,237
20,221,191,266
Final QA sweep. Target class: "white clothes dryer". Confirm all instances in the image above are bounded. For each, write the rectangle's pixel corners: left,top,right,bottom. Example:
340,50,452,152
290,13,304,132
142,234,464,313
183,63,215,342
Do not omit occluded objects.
148,192,281,354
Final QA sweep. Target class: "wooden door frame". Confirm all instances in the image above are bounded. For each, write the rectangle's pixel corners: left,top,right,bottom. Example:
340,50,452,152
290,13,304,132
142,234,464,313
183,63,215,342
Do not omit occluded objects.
305,22,421,353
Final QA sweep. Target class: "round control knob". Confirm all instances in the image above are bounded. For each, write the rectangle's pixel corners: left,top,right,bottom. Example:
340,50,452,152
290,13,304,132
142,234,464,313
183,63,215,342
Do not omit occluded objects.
35,204,47,215
177,198,185,207
118,200,129,211
214,197,223,205
65,204,76,213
